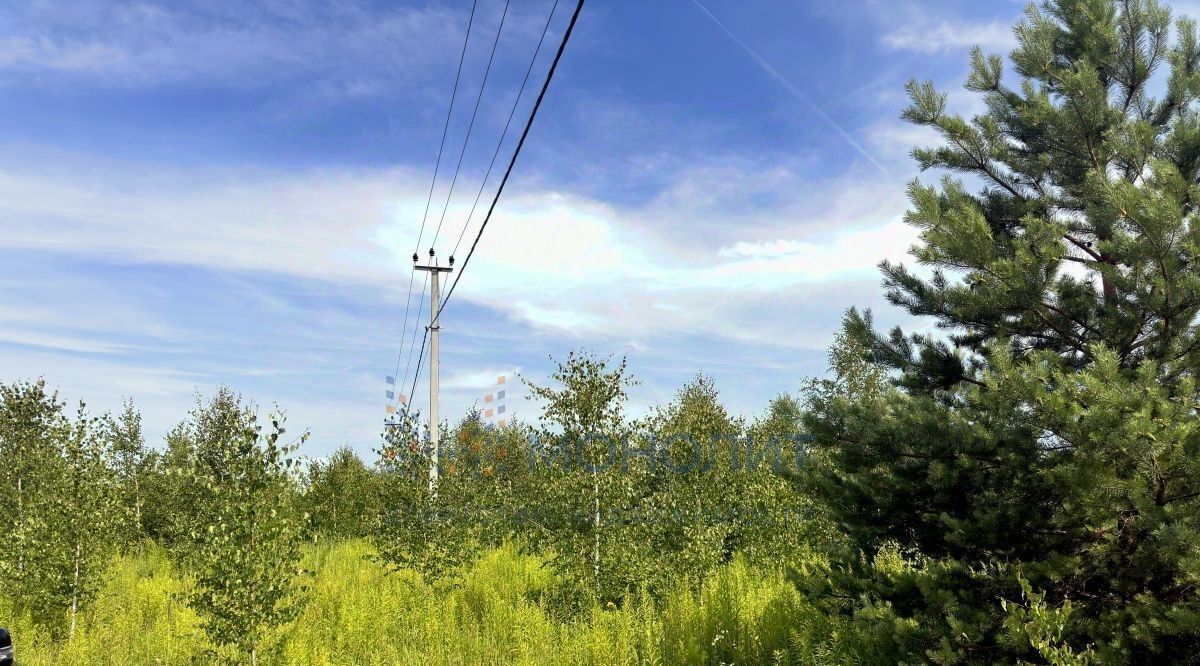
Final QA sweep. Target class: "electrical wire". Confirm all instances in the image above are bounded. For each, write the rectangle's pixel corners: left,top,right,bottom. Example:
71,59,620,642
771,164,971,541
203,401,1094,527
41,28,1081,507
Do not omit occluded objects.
452,0,562,259
415,0,479,255
387,272,419,410
431,0,513,248
398,272,429,411
435,0,586,325
407,328,428,422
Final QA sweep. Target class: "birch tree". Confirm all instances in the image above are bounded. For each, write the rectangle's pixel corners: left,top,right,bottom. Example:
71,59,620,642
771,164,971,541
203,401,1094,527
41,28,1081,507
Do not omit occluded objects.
524,351,636,605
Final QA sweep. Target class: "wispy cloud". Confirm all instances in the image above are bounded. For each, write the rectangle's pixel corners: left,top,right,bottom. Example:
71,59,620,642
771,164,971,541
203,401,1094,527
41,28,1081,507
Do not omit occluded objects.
0,35,126,72
0,147,911,351
0,330,130,355
883,19,1016,55
0,0,538,97
442,368,518,391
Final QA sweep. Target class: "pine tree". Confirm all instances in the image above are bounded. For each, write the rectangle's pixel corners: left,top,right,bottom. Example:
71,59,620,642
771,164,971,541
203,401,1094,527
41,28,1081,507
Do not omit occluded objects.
806,0,1200,661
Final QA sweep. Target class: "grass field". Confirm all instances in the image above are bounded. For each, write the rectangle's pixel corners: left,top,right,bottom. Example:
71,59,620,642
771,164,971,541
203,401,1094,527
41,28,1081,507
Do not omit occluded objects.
0,540,846,665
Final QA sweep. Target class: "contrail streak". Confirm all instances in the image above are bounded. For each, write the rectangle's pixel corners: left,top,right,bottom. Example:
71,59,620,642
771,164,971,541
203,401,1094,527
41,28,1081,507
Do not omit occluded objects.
689,0,889,176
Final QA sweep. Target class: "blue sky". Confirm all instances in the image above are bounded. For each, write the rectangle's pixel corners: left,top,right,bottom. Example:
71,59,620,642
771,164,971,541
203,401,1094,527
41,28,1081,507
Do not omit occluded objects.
0,0,1098,457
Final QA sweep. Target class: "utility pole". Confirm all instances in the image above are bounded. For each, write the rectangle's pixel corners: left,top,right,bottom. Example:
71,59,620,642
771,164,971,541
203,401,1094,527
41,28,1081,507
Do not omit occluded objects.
415,249,453,491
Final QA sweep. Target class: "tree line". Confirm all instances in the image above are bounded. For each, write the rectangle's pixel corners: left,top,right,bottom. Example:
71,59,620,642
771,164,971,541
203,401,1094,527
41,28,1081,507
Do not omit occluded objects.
0,366,826,661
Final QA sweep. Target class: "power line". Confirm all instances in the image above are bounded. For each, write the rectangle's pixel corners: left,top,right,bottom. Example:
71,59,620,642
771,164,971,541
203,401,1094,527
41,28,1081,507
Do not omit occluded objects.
431,0,513,249
407,328,428,422
415,0,479,255
387,0,478,416
435,0,586,325
397,272,429,411
453,0,562,259
387,272,418,407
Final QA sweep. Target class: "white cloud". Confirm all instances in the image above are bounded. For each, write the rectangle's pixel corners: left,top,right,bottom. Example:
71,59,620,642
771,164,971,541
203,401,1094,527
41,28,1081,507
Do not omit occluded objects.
0,154,412,283
0,35,126,72
0,329,130,355
714,222,915,271
0,147,914,352
883,19,1016,55
441,367,519,391
718,239,810,259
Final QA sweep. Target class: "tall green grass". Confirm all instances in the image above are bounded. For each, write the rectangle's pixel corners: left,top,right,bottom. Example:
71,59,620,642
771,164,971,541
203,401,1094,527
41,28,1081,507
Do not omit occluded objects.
0,541,851,665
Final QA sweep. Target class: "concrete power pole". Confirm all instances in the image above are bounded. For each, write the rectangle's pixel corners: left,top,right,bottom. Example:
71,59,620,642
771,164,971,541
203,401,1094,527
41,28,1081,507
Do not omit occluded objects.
415,250,452,491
